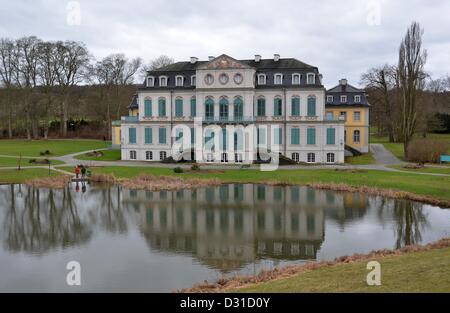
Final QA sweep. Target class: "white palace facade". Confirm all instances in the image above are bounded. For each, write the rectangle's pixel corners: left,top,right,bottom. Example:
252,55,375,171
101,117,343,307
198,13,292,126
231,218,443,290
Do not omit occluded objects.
119,54,345,164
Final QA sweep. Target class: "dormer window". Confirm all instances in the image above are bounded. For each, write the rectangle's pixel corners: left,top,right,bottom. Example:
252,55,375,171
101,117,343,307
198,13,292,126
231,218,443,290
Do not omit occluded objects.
292,73,301,85
274,73,283,85
257,74,266,85
159,76,168,87
354,95,361,103
327,95,334,103
191,75,196,86
307,73,315,84
175,75,184,87
340,95,347,103
146,76,154,87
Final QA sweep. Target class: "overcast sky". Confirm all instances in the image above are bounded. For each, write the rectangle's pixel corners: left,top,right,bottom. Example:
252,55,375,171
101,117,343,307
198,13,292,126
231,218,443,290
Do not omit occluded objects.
1,0,449,87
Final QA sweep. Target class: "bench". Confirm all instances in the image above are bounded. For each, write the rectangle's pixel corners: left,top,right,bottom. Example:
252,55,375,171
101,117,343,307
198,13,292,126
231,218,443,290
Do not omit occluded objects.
440,155,450,163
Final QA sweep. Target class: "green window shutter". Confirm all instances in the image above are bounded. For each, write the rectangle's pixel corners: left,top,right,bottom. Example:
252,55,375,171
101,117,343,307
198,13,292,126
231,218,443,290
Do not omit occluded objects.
307,97,316,116
175,99,183,117
327,128,335,145
292,98,300,116
257,128,266,145
190,98,196,117
257,99,265,116
234,130,243,150
190,128,195,144
144,99,152,117
291,128,300,144
307,128,316,145
221,128,227,149
274,128,282,145
274,98,282,116
145,127,152,144
159,128,166,144
158,99,166,117
129,128,136,144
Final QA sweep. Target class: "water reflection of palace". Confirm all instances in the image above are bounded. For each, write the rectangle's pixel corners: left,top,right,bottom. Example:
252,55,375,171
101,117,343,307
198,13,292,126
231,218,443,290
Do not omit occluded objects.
123,184,361,271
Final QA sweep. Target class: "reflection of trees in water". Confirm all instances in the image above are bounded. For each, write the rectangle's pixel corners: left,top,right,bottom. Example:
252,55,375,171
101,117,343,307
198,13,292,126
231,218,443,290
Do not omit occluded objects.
377,198,429,249
2,185,92,254
392,200,429,249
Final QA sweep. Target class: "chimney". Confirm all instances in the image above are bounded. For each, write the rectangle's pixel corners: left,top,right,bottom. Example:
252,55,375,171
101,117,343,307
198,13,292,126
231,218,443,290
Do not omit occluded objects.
319,74,323,84
208,56,215,61
339,78,348,86
254,54,261,62
190,57,198,64
274,54,280,62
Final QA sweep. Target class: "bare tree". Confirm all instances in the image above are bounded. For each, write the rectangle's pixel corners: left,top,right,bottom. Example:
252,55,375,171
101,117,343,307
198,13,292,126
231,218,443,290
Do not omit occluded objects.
140,55,173,78
0,38,16,137
398,22,427,158
93,53,141,139
13,36,42,139
361,64,400,141
55,40,90,137
36,41,59,139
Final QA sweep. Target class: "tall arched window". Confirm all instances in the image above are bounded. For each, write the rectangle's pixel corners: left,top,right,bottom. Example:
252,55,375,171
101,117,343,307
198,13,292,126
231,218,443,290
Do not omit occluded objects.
257,96,266,116
274,96,282,116
205,97,214,120
307,96,316,117
219,97,229,120
353,130,360,143
234,97,243,120
291,96,300,116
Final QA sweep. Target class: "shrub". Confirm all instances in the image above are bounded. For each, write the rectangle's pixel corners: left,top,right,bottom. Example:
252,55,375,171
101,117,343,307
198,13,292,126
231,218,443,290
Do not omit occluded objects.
173,167,184,173
191,163,200,171
406,138,450,163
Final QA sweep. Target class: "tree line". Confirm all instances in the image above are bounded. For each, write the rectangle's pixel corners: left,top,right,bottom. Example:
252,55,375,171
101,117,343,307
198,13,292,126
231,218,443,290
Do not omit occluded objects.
361,22,450,158
0,36,174,139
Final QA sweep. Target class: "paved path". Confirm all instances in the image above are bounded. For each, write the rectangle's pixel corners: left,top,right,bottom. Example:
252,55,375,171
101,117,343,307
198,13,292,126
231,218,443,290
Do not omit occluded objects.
1,146,449,177
370,144,404,165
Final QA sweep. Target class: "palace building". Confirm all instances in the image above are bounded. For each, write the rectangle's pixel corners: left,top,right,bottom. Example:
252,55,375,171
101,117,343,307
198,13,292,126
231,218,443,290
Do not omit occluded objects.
117,54,347,164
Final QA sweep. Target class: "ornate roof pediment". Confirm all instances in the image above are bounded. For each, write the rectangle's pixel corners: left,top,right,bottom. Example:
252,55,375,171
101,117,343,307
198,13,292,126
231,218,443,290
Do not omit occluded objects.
198,54,253,70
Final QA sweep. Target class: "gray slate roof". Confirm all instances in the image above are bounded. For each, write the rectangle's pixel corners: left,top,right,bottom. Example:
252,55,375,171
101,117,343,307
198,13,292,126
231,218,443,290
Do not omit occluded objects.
128,94,138,109
326,82,369,107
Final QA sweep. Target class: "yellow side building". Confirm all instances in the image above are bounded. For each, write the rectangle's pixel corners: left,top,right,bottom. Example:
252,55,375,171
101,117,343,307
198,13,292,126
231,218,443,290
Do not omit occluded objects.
325,79,369,154
111,94,139,148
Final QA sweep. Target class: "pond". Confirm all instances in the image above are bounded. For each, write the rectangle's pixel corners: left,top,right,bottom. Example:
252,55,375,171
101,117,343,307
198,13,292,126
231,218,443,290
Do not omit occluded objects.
0,183,449,292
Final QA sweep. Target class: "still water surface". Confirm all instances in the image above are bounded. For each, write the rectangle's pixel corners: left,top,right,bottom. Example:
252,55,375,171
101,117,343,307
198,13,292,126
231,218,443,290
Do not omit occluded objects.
0,183,449,292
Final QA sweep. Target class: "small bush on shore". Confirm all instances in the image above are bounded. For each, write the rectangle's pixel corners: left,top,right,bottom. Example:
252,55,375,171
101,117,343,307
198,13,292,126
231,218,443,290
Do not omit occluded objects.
173,167,184,173
406,138,450,163
191,163,200,171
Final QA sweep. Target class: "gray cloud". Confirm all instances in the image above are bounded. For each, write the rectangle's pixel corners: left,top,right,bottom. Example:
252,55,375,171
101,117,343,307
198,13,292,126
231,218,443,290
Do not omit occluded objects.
0,0,449,87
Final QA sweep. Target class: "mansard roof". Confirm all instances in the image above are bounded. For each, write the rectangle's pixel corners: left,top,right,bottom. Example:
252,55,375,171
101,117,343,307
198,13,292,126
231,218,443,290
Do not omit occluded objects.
326,81,369,107
128,94,138,109
149,55,317,73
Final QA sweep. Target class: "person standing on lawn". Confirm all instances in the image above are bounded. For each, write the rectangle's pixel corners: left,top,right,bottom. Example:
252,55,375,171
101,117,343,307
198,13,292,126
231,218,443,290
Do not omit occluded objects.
81,165,86,179
75,165,80,179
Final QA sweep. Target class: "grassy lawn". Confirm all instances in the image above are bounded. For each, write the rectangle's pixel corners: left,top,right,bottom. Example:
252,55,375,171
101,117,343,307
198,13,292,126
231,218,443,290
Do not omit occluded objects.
370,133,450,161
235,247,450,292
390,165,450,175
0,157,64,167
75,149,121,161
58,166,450,202
0,168,61,183
345,152,375,165
0,139,110,157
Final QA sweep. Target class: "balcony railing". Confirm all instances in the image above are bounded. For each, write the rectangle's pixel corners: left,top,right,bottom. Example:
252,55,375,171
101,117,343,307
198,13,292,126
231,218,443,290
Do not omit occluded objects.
121,116,139,123
203,116,255,123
